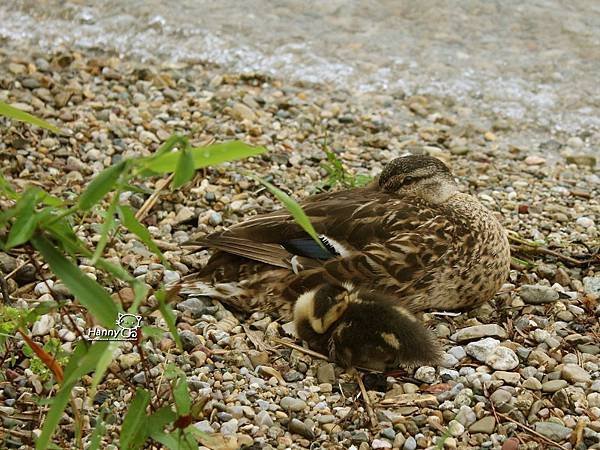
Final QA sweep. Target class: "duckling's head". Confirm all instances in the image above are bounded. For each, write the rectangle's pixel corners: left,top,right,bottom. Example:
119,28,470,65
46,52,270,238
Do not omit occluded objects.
378,155,458,203
294,285,441,371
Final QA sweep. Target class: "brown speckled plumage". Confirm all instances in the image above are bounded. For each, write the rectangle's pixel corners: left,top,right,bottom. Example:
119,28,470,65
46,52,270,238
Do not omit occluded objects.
178,155,511,367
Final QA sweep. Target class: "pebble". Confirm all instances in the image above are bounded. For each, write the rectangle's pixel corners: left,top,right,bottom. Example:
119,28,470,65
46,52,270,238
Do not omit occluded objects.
31,314,55,336
519,285,559,304
485,346,519,370
465,338,500,362
542,380,568,393
255,410,273,427
288,418,314,439
280,397,306,412
178,330,201,351
469,416,496,434
414,366,437,384
163,270,180,284
583,276,600,295
177,297,215,318
534,422,572,441
34,280,54,295
447,419,464,437
448,346,467,361
522,377,543,390
403,436,417,450
316,363,336,384
372,439,392,449
452,324,507,341
561,364,591,383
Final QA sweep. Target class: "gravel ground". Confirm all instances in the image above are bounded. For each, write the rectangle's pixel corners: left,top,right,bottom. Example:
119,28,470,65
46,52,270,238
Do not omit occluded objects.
0,47,599,450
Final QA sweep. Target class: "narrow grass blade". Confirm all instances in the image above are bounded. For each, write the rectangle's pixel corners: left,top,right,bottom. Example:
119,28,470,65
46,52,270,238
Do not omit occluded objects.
91,195,118,264
87,410,107,450
120,388,150,450
32,235,118,328
117,205,166,265
249,175,324,248
144,141,266,173
5,188,40,248
156,288,182,351
78,161,127,211
173,375,191,415
0,101,61,134
36,379,75,449
172,147,195,189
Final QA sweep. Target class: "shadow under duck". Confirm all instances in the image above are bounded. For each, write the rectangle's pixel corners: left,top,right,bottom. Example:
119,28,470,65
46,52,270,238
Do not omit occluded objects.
178,155,510,366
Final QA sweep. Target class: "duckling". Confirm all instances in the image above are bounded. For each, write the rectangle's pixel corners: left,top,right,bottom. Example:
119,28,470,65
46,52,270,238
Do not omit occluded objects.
293,283,441,371
179,154,510,331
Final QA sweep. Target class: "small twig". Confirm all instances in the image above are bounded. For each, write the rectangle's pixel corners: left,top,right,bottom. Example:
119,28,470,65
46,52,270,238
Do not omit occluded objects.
135,173,174,222
508,235,591,266
270,337,329,360
496,412,569,450
0,272,10,304
354,369,378,428
4,260,28,280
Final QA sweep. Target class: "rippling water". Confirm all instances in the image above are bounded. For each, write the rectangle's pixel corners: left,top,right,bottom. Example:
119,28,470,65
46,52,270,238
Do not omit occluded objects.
1,0,600,138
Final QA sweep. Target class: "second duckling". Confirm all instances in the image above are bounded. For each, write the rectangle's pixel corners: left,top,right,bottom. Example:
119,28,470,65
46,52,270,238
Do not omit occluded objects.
293,283,441,371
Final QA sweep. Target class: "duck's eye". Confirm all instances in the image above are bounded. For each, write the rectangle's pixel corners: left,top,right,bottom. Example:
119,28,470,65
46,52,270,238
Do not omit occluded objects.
403,176,414,184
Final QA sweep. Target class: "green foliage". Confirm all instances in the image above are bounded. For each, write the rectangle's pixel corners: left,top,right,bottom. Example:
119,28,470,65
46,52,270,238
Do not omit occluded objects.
0,100,62,133
1,102,317,449
22,338,68,381
320,149,372,189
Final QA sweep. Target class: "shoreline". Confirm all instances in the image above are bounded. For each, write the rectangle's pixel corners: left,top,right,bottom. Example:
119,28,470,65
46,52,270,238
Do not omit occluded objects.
1,45,599,449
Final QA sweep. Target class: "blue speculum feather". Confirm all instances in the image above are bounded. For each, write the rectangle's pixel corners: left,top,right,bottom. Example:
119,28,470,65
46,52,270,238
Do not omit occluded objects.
283,236,339,260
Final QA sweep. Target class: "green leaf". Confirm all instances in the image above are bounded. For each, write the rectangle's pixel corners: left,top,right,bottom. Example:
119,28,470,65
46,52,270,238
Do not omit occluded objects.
37,342,108,449
0,172,17,199
0,101,61,134
89,342,118,399
156,289,182,351
117,205,166,265
147,406,177,431
155,134,188,157
249,175,324,249
173,374,191,415
120,389,150,450
149,431,181,449
87,410,107,450
130,281,149,313
78,161,127,211
172,147,195,189
91,195,119,264
144,141,266,173
31,235,118,328
5,187,41,248
36,379,75,449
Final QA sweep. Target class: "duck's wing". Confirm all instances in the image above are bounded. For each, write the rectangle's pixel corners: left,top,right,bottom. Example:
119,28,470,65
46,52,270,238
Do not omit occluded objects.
195,188,455,285
193,187,397,268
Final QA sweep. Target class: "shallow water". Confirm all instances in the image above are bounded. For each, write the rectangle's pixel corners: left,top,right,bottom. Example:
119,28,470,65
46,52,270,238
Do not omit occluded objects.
1,0,600,139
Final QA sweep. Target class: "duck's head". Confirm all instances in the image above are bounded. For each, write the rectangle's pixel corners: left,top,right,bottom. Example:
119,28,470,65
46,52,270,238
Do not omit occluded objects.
294,284,441,371
378,155,458,203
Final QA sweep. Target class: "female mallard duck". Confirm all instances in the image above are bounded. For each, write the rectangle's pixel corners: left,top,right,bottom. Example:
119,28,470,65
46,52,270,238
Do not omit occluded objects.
179,155,510,367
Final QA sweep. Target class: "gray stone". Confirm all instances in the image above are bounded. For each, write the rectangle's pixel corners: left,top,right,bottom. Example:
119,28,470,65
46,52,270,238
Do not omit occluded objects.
519,285,559,304
194,420,214,433
0,253,17,273
485,346,519,370
403,436,417,450
372,438,392,449
316,363,336,384
179,330,201,352
561,364,591,383
469,416,496,433
454,405,476,426
280,396,306,412
119,353,141,370
542,379,568,393
534,422,572,441
452,324,508,342
283,370,304,382
447,419,464,437
163,270,180,285
583,276,600,295
448,346,467,361
288,418,314,439
220,418,238,435
414,366,436,384
177,297,215,318
465,338,500,362
32,314,55,336
523,377,542,390
490,389,513,412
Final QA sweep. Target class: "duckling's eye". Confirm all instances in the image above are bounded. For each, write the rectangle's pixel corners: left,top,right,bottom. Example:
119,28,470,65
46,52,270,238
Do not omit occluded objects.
403,176,414,184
